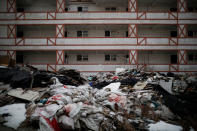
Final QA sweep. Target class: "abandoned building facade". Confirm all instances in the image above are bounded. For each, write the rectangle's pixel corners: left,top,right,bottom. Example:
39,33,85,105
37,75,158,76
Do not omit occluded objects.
0,0,197,72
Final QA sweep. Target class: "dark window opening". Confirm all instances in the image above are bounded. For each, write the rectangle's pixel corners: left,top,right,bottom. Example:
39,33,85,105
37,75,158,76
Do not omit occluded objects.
65,8,68,12
188,31,193,37
126,31,128,37
111,8,116,11
105,31,110,37
170,31,177,37
189,54,193,61
188,7,194,12
171,55,177,64
17,31,24,38
17,8,24,12
126,8,128,11
77,54,88,61
16,53,23,64
170,8,177,12
77,31,82,37
65,31,67,37
77,55,82,61
105,54,110,61
78,7,82,12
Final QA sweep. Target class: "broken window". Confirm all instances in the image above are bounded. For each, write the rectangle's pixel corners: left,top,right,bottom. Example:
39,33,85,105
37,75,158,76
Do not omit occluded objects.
77,54,88,61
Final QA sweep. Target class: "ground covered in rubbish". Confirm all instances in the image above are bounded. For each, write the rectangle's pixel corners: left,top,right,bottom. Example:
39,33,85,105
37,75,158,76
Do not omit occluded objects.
0,65,197,131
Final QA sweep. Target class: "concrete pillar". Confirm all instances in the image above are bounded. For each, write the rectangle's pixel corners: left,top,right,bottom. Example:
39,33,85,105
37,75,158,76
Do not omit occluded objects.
7,50,16,60
178,50,187,64
56,50,64,64
7,0,16,12
178,0,187,12
7,25,16,38
128,0,137,12
57,0,65,12
56,25,64,37
178,25,187,38
129,50,138,64
128,24,137,37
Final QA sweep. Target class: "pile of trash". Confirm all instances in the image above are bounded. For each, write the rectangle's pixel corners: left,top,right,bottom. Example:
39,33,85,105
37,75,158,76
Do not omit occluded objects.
0,66,197,131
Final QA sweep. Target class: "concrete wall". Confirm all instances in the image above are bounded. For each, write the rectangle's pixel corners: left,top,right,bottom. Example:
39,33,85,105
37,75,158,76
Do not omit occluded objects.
0,0,7,12
138,25,177,37
68,4,127,12
17,25,56,37
21,51,56,64
66,53,128,64
138,51,177,64
0,26,7,37
16,0,56,12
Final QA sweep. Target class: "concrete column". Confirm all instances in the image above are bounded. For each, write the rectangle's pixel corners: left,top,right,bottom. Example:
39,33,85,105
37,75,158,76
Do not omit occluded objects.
128,24,137,37
178,50,187,64
128,0,137,12
56,0,65,12
7,25,16,38
178,0,187,12
56,25,64,37
7,0,16,12
129,50,138,64
56,50,64,64
7,50,16,60
178,25,187,38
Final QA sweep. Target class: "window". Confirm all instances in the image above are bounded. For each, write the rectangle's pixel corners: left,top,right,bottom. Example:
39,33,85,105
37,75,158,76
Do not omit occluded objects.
105,7,116,11
77,31,88,37
16,53,23,64
78,7,82,12
64,31,68,37
170,31,177,37
189,54,197,61
188,31,193,37
169,8,177,12
105,31,110,37
17,31,24,38
105,54,116,61
65,8,68,12
126,8,128,11
126,31,128,37
170,55,177,64
17,8,24,12
78,7,88,12
77,54,88,61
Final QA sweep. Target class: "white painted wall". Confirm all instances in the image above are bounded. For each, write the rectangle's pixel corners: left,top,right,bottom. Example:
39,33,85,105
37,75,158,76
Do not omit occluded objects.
22,51,56,64
0,26,7,37
66,53,128,64
68,4,127,12
17,25,56,37
67,30,127,37
138,25,177,37
138,51,177,64
0,0,7,12
17,0,56,12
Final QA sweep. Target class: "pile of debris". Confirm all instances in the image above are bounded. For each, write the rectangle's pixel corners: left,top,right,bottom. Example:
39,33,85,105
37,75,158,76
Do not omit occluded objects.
0,66,197,131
